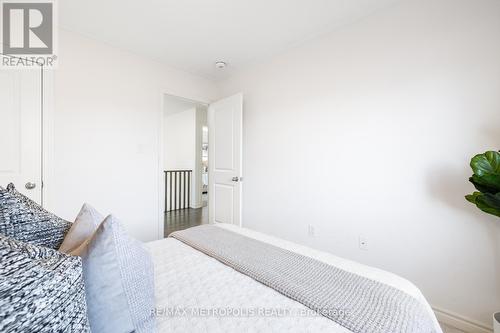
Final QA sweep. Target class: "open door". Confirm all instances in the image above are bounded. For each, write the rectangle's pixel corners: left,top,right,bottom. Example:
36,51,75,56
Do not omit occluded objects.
208,93,242,226
0,65,42,203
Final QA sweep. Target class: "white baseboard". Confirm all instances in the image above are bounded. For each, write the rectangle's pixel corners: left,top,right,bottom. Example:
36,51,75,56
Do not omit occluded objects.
434,306,493,333
190,202,203,209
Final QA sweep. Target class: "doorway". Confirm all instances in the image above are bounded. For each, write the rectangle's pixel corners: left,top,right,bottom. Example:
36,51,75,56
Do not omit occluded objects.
163,94,209,236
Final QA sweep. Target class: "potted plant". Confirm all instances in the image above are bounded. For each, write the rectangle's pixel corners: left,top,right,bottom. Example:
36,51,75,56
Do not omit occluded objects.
495,313,500,333
465,150,500,332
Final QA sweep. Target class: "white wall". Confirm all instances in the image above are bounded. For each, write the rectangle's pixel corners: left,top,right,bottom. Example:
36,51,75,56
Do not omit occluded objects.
50,30,217,241
219,0,500,327
164,108,196,171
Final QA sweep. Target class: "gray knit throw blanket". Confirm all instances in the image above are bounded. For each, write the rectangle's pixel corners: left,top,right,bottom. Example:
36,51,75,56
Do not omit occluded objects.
170,225,438,333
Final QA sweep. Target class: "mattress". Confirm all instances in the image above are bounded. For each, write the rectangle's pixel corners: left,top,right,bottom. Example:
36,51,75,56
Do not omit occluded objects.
146,224,441,333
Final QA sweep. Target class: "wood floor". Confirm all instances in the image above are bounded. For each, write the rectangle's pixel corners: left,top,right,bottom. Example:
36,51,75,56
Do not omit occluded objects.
164,206,208,237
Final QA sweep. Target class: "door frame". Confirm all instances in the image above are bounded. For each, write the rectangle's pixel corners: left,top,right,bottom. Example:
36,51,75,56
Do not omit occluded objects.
158,92,210,239
42,68,55,210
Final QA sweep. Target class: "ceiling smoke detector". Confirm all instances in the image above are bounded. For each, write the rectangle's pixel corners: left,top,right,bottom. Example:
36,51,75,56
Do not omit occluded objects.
215,61,227,69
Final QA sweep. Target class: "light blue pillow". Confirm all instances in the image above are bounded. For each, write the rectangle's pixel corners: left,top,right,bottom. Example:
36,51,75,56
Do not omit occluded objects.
77,215,156,333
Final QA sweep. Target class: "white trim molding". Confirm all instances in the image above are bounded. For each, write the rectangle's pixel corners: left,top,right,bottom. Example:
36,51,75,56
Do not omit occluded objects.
434,307,493,333
41,68,55,211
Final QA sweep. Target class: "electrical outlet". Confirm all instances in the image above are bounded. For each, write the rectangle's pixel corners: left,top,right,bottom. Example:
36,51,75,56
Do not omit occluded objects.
359,235,368,251
308,225,315,237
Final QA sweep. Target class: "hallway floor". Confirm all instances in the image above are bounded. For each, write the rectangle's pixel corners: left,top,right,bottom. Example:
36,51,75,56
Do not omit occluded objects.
164,206,208,237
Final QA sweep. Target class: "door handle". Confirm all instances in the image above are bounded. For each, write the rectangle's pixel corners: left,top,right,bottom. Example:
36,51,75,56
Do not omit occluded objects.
231,177,239,182
25,182,36,190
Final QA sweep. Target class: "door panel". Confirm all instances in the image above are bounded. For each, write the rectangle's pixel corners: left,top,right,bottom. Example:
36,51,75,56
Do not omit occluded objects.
0,71,19,173
0,64,42,203
214,108,234,170
208,93,242,226
214,184,233,224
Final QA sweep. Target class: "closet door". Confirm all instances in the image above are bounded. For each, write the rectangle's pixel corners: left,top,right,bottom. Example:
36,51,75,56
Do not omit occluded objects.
0,64,42,203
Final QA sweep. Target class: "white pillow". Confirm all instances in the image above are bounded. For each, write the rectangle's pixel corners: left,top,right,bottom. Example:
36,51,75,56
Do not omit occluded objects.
59,203,103,254
75,214,156,333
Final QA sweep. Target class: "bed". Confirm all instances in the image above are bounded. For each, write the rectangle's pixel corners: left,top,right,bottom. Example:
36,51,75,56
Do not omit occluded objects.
147,224,442,333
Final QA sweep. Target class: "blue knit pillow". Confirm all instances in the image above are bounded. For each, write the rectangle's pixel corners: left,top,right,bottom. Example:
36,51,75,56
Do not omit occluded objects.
0,184,71,249
0,234,90,332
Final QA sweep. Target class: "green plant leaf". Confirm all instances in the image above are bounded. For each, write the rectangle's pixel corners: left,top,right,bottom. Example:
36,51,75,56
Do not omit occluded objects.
469,174,500,194
470,151,500,176
475,192,500,217
466,151,500,218
465,191,481,204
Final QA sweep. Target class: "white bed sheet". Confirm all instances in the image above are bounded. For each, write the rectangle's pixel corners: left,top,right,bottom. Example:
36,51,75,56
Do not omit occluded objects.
146,224,441,333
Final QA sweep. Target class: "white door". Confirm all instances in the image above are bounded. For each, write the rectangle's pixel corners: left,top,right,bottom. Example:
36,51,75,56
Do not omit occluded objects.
208,93,243,226
0,64,42,203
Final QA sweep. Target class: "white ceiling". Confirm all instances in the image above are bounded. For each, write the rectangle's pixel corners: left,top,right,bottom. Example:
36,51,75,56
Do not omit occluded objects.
59,0,402,81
